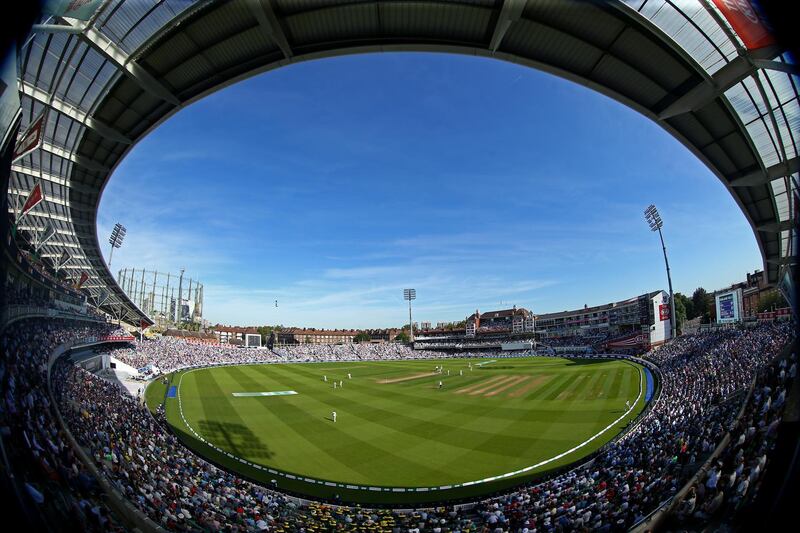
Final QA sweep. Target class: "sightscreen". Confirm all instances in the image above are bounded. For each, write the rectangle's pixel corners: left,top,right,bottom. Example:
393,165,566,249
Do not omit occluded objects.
245,334,262,348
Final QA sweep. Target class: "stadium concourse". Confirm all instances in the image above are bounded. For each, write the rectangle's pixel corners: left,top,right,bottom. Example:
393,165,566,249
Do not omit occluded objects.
0,308,794,532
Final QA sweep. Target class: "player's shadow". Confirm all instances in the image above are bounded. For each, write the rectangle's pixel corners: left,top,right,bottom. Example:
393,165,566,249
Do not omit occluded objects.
197,420,274,459
324,416,335,422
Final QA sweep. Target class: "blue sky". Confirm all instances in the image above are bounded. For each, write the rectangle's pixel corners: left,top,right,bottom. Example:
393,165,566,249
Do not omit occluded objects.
97,52,762,328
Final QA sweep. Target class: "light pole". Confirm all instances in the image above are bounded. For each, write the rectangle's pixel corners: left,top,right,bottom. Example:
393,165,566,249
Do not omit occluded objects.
108,223,126,267
403,288,416,343
644,204,677,340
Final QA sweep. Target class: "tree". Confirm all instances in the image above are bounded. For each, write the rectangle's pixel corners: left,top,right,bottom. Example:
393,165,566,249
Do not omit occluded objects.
673,293,688,334
257,325,273,343
353,332,371,343
757,289,786,313
394,331,410,343
691,287,710,322
675,292,694,320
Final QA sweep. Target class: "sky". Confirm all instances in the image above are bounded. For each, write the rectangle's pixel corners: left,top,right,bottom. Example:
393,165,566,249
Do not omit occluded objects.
97,52,763,329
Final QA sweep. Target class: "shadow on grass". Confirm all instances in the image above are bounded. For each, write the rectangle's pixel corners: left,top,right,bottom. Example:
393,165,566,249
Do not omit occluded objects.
196,420,274,460
165,412,629,506
564,358,615,366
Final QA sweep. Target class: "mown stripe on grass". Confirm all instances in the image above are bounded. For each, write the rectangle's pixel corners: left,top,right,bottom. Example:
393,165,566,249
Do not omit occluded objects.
607,366,625,400
542,373,578,401
187,368,258,459
468,375,519,396
485,376,530,397
204,365,374,481
245,366,462,484
454,375,508,394
528,373,570,401
287,360,613,423
555,373,590,400
251,364,566,459
171,359,646,494
507,375,553,398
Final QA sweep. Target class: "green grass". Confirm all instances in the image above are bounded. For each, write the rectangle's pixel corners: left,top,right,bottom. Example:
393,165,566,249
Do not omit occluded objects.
144,373,170,414
152,357,646,504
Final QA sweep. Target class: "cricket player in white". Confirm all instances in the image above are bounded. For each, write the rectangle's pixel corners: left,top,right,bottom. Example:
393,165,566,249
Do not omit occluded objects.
625,400,631,410
332,411,337,423
324,375,327,382
347,373,351,379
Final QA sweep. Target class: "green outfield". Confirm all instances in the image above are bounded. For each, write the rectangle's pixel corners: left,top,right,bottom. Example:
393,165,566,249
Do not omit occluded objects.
149,356,646,503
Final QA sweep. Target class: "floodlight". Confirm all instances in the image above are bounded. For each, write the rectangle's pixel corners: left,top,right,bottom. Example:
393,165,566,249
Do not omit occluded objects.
108,223,126,267
644,204,676,340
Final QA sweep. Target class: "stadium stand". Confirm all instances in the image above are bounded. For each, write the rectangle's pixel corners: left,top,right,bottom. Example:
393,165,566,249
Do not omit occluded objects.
1,313,792,531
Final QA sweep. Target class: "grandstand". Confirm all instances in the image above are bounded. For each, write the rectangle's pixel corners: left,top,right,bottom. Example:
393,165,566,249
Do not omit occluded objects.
413,293,671,353
537,290,673,352
1,1,798,532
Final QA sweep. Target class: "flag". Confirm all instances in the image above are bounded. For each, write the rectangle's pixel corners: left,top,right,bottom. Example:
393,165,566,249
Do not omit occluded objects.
18,182,44,220
43,0,104,21
35,221,57,252
76,271,89,289
140,319,149,331
712,0,776,50
13,111,46,162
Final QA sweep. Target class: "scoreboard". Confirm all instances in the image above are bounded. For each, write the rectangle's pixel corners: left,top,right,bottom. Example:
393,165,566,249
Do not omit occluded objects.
715,289,742,324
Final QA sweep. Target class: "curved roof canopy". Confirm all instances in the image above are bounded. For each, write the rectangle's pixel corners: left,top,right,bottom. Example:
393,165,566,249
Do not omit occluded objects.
10,0,798,324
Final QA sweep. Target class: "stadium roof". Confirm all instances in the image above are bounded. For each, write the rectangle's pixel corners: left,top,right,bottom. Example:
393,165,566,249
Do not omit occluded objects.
9,0,797,325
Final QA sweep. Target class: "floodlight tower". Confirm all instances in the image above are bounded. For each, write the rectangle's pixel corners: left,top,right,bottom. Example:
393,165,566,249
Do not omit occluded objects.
108,223,126,267
403,288,416,342
644,205,677,340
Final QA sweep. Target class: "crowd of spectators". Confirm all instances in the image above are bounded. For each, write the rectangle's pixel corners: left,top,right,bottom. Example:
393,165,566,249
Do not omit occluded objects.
2,315,794,532
412,338,511,350
540,336,598,348
4,280,51,307
104,337,461,374
464,320,793,531
0,319,127,531
670,350,796,528
43,319,793,531
3,278,107,321
56,361,478,531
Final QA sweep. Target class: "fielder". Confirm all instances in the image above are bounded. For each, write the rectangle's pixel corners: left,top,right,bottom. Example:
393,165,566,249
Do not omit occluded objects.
348,373,352,379
324,375,327,382
438,380,443,389
625,400,631,410
332,411,337,423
